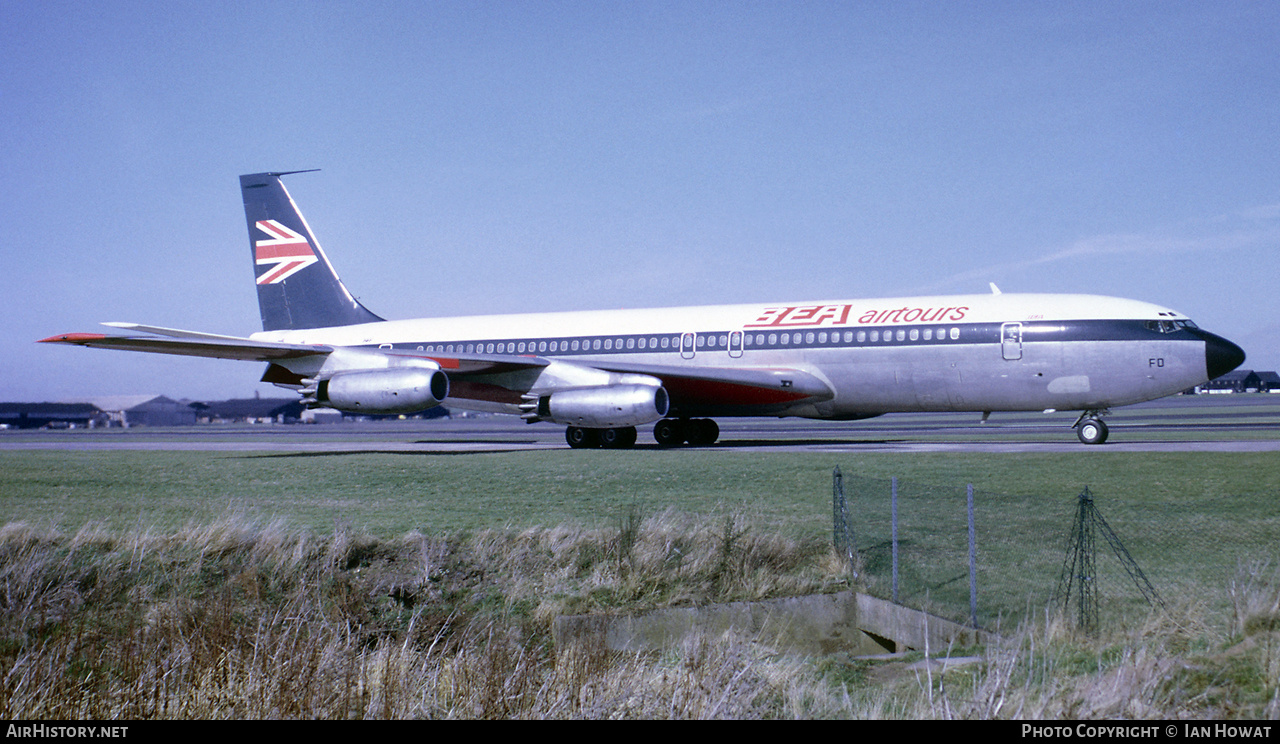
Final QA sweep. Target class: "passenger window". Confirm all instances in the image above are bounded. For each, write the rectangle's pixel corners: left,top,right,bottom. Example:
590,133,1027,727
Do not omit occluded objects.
909,329,919,341
870,331,878,342
950,328,959,340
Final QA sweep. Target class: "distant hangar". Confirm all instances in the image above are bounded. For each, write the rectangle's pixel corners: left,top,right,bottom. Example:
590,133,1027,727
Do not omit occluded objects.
0,396,304,429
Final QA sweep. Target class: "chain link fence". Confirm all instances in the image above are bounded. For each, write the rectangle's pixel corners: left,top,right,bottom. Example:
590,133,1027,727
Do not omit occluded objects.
832,469,1257,632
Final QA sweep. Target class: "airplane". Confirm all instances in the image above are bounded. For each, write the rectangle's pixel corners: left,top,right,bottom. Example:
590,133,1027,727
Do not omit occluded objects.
40,171,1246,448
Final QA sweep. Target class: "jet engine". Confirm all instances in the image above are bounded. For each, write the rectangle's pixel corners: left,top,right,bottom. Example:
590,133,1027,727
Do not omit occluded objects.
535,384,669,428
313,368,449,415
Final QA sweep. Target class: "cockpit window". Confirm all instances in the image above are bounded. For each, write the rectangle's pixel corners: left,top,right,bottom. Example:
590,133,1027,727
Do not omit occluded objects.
1145,320,1194,333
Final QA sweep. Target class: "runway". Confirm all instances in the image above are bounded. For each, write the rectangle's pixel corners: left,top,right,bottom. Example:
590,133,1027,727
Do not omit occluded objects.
2,395,1277,453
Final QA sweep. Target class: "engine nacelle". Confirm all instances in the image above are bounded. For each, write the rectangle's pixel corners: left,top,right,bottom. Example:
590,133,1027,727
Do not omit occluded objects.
540,384,669,428
317,368,449,415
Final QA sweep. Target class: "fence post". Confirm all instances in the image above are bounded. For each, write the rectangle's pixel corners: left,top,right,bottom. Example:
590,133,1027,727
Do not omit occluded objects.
968,483,978,628
892,476,899,604
832,467,854,573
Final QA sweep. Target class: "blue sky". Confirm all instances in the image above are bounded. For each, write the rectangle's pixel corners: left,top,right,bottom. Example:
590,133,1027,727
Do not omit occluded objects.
3,1,1278,401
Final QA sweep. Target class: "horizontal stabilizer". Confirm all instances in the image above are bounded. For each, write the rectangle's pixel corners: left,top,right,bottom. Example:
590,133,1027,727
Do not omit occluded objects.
101,322,272,342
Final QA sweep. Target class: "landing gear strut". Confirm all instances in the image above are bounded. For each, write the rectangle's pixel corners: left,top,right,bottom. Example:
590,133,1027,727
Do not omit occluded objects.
1074,412,1110,445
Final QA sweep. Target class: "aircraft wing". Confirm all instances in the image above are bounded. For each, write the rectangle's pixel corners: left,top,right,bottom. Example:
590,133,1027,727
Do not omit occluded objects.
40,325,552,372
38,329,332,362
587,360,834,414
40,326,827,415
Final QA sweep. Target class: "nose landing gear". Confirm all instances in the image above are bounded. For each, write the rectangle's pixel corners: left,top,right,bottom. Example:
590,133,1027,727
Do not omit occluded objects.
1074,411,1110,445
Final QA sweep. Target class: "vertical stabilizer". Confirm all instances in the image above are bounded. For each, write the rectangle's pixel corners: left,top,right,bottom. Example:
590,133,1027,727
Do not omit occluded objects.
240,171,384,332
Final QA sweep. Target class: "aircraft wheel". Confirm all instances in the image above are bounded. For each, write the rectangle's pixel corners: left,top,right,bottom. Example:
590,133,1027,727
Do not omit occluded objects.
566,426,599,449
1077,418,1109,445
599,426,637,449
653,418,685,447
685,418,719,446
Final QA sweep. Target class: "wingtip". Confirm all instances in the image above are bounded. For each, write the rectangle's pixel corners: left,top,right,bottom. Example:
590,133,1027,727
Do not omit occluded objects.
38,332,107,344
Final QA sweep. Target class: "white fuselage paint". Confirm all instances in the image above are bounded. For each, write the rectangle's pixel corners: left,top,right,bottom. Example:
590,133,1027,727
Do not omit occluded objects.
251,293,1212,419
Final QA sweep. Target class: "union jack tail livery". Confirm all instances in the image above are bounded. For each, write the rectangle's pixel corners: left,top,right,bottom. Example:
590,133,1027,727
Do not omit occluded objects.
240,171,382,331
254,219,318,285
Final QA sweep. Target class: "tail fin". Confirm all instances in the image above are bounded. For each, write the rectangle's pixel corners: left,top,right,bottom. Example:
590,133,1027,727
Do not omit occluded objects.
240,171,384,332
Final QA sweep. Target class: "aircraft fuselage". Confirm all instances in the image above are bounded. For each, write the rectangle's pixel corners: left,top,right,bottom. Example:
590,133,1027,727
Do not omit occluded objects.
251,292,1239,423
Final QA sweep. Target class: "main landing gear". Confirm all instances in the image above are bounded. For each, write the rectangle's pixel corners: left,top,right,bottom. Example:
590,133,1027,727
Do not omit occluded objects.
653,418,719,447
563,418,721,449
1074,411,1110,445
565,425,638,449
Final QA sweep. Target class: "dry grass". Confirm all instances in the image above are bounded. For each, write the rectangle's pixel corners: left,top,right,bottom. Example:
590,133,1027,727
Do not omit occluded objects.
832,577,1280,720
1,513,1275,719
0,510,847,719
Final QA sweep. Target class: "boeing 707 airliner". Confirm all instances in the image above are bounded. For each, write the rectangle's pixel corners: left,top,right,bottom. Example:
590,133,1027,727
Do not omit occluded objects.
40,171,1246,447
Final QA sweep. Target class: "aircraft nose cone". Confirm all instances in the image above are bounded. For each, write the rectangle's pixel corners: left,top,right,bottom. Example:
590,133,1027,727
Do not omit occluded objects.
1204,332,1246,381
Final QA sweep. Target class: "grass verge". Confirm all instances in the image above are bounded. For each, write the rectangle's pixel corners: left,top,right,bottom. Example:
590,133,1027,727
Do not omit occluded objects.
2,513,1276,719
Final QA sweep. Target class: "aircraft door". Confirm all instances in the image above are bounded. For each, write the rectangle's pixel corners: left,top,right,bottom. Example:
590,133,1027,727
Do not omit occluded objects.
1001,322,1023,361
680,332,696,360
728,331,744,358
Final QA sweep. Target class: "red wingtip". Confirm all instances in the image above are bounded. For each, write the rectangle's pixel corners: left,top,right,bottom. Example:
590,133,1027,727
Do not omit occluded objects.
37,333,108,344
